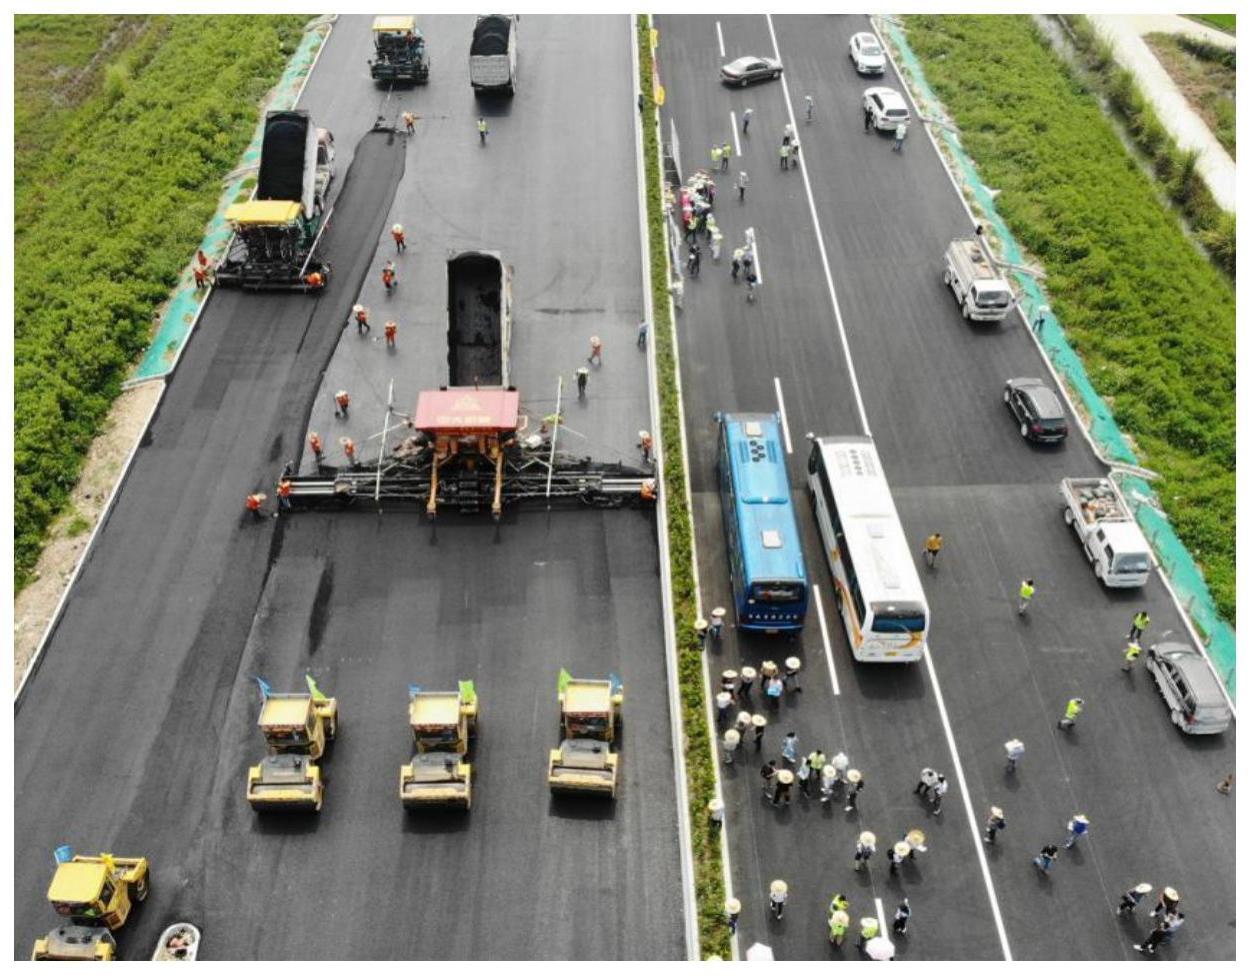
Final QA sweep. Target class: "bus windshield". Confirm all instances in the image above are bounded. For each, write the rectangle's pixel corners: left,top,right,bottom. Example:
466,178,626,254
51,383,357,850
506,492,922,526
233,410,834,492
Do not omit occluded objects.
752,582,804,603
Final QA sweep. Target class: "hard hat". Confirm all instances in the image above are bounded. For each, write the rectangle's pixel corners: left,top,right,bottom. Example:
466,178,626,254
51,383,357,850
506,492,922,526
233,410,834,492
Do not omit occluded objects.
770,880,788,896
392,223,403,233
859,831,876,846
1163,887,1179,901
1072,814,1089,825
591,335,601,346
785,656,802,671
990,806,1004,819
576,367,589,377
724,729,740,745
740,666,757,680
1135,883,1153,894
892,842,910,858
846,768,862,783
725,897,741,914
721,669,738,681
752,714,767,728
715,691,732,705
707,796,724,812
775,769,794,784
639,429,650,440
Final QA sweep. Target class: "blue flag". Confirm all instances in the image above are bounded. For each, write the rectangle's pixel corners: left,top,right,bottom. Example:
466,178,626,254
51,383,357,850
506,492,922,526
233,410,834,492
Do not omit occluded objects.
254,676,272,702
408,684,422,699
609,673,623,695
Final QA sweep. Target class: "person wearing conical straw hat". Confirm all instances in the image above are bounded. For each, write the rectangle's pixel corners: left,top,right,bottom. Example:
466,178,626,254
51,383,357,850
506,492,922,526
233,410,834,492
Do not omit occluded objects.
844,768,864,811
721,728,740,765
854,831,876,871
737,665,757,701
751,713,767,751
783,656,802,692
1150,887,1180,919
772,768,794,806
983,806,1006,844
724,896,741,935
888,840,910,875
768,879,788,919
819,763,838,803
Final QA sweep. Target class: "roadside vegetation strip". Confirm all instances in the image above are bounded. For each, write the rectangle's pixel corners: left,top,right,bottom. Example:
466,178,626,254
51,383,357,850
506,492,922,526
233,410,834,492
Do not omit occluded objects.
1142,31,1236,159
892,16,1236,684
13,14,311,593
637,15,730,961
1061,16,1234,272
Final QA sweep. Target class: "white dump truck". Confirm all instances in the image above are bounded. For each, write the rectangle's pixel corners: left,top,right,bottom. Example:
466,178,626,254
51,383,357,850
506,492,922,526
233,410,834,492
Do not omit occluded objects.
1060,477,1152,588
943,237,1014,322
469,14,517,94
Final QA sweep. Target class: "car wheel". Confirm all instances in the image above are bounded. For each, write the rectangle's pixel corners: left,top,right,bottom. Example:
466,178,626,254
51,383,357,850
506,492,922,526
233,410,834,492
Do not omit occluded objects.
943,269,952,286
1002,387,1011,404
1094,561,1105,580
962,303,971,320
1063,506,1074,526
1019,421,1029,439
740,78,749,88
773,71,781,79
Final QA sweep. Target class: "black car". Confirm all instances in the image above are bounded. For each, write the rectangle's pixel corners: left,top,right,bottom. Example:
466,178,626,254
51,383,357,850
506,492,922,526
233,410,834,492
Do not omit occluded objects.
1003,378,1068,442
720,56,782,86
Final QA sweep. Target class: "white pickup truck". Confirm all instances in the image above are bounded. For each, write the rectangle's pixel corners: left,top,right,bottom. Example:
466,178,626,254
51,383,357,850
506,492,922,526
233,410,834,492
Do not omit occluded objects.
943,237,1014,322
1060,477,1152,588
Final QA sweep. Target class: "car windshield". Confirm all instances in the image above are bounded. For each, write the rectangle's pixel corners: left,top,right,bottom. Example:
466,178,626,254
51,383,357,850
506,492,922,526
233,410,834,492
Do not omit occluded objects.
975,286,1011,307
1113,553,1150,573
862,44,881,56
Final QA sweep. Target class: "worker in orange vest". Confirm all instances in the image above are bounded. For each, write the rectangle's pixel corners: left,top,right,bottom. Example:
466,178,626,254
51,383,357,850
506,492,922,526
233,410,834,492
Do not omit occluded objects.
640,478,657,501
245,493,266,520
308,431,324,460
304,270,325,289
334,390,350,417
382,262,397,293
384,321,398,348
637,430,654,464
341,437,357,466
391,223,406,253
196,248,210,268
352,305,370,335
277,479,293,512
193,265,209,289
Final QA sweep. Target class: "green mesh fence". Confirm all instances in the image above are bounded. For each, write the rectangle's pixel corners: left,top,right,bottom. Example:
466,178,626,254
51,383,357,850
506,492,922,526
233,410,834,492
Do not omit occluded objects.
129,17,332,383
883,18,1236,695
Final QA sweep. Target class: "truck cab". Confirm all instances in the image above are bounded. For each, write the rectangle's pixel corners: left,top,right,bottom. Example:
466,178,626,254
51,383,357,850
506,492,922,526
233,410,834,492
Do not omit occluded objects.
943,237,1014,322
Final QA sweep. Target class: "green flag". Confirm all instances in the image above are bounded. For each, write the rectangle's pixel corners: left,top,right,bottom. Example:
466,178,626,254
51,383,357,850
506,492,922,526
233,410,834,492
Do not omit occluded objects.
557,668,572,693
305,673,328,701
459,679,477,705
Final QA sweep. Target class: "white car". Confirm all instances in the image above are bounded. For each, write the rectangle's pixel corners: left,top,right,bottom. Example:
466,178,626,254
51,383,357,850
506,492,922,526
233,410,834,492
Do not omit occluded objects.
849,32,886,75
863,87,910,130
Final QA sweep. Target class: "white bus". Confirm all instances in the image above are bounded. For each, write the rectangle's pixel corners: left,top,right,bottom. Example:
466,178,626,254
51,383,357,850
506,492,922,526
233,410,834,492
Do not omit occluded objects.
806,434,929,662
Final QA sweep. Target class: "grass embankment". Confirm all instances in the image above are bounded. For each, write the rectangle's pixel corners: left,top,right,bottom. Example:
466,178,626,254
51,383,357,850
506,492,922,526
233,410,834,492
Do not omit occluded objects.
636,16,729,960
1143,32,1236,158
906,16,1236,625
14,14,311,590
1060,16,1235,276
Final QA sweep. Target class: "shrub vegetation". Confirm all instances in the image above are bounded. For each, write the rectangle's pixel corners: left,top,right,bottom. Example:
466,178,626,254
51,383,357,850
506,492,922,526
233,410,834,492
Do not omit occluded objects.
906,15,1236,624
14,15,310,589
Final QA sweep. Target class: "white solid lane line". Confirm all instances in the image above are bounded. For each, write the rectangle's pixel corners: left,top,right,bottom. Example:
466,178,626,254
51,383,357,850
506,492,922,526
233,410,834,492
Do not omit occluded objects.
730,112,741,156
716,20,725,57
814,584,840,696
773,376,793,454
766,13,1011,961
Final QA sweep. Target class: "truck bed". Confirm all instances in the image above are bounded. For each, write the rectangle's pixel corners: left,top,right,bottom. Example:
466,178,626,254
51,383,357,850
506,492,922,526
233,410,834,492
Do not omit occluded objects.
1062,477,1130,524
447,253,505,386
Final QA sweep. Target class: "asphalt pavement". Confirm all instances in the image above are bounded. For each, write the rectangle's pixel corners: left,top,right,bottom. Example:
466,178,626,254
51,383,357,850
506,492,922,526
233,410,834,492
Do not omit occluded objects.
14,15,683,960
658,12,1234,962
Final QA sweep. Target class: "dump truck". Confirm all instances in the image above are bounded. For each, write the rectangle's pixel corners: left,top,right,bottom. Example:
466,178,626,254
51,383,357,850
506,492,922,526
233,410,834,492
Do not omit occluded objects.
247,684,338,813
448,251,512,388
943,237,1014,322
470,14,517,94
370,16,430,84
547,674,622,798
32,850,149,961
216,110,333,292
1060,477,1152,588
400,681,477,810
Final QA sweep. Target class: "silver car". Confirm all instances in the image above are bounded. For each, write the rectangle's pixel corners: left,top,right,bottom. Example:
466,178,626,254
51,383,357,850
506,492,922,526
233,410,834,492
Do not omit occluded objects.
1145,640,1231,734
720,55,782,87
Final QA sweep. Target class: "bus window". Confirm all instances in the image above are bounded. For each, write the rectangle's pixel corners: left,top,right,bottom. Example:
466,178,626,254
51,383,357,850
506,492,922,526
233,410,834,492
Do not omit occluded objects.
870,604,927,634
752,582,804,603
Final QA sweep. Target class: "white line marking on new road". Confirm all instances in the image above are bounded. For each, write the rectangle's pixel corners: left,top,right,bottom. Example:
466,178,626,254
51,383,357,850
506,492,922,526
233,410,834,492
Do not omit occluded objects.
874,897,886,933
768,13,1011,961
730,112,741,156
773,377,793,454
814,585,840,696
765,15,868,437
745,226,761,283
716,20,725,57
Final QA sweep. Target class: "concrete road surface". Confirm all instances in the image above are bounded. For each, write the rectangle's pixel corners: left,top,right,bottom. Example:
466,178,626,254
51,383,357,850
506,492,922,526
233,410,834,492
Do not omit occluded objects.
657,12,1234,962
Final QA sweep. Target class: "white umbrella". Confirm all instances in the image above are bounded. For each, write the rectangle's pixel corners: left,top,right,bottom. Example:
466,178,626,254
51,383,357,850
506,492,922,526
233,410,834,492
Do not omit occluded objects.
865,936,895,961
745,942,775,961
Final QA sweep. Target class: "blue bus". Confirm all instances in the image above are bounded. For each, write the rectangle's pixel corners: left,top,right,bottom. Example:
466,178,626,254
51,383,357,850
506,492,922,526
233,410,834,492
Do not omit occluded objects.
716,412,809,633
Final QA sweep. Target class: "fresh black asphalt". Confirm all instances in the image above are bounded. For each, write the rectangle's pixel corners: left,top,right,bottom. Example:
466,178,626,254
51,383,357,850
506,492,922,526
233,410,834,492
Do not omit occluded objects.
658,12,1234,962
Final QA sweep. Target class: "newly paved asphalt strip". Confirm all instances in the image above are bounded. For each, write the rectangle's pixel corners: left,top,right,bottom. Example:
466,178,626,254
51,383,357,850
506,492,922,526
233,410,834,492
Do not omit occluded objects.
658,13,1234,961
15,16,683,960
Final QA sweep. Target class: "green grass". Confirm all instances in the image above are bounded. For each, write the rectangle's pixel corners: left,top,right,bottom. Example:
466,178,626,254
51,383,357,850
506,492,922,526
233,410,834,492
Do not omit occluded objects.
905,15,1236,625
1186,14,1235,34
1143,32,1236,158
637,16,729,960
14,15,311,590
